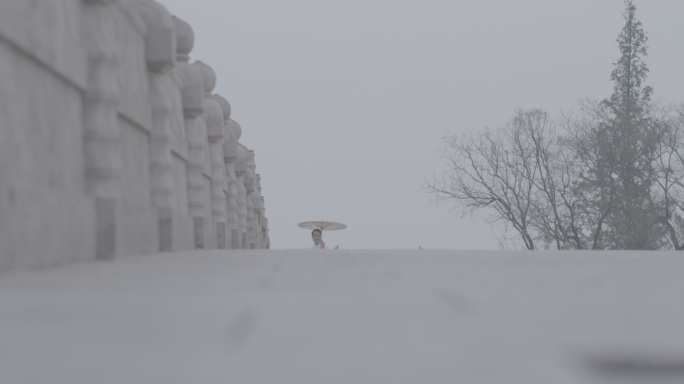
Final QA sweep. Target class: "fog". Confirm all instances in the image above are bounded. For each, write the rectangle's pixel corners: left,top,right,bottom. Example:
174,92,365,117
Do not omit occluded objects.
156,0,684,249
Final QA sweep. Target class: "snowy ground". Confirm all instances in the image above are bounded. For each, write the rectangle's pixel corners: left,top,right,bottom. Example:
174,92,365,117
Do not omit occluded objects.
1,249,684,384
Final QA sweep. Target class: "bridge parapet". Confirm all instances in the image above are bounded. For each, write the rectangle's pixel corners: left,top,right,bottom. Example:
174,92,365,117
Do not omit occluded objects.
0,0,269,272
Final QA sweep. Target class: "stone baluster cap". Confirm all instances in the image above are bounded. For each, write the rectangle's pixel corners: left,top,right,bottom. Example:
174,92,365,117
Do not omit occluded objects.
178,65,204,118
212,94,236,160
119,0,176,72
193,60,217,96
170,15,202,117
212,94,232,121
172,16,194,62
193,61,223,141
228,119,242,142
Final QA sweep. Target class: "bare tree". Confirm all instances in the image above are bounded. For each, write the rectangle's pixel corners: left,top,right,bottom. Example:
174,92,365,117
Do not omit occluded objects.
514,110,584,249
650,105,684,249
427,112,541,249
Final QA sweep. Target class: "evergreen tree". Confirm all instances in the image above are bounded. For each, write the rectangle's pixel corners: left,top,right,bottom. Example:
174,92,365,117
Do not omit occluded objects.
601,0,662,249
605,0,652,118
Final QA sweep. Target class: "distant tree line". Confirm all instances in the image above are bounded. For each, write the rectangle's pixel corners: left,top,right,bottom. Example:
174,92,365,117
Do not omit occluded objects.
427,0,684,250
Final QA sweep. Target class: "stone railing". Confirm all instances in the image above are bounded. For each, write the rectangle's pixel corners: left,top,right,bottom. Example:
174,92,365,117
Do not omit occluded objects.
0,0,269,272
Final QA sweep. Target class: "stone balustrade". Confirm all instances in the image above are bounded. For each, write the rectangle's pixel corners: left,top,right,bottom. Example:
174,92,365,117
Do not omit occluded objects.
0,0,269,272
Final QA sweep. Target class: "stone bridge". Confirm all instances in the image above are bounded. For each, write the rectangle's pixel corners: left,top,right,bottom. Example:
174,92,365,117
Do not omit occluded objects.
2,249,684,383
2,3,684,383
0,0,269,273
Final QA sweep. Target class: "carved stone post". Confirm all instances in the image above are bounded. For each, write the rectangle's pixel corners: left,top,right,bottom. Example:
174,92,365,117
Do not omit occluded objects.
245,150,257,249
228,119,243,249
253,174,265,248
171,16,206,249
262,216,270,249
256,172,269,249
121,0,177,252
213,95,241,249
82,0,122,260
189,60,215,249
195,61,228,249
161,15,197,251
235,145,249,248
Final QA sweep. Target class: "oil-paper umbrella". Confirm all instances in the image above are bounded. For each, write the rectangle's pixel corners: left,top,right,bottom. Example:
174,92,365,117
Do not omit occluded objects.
297,220,347,231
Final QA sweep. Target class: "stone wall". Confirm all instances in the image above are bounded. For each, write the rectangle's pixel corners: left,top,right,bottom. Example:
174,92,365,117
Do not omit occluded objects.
0,0,269,272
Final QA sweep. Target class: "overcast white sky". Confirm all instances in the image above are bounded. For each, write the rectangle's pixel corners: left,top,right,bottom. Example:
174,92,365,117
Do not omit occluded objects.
156,0,684,250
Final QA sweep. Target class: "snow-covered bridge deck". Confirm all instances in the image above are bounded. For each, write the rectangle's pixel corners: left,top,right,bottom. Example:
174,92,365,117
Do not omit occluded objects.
1,250,683,383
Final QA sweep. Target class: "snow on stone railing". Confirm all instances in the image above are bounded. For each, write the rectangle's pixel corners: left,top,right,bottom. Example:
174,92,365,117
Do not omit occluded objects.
0,0,269,272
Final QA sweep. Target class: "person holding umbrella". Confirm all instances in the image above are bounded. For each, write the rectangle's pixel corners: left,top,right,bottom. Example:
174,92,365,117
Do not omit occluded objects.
298,220,346,250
